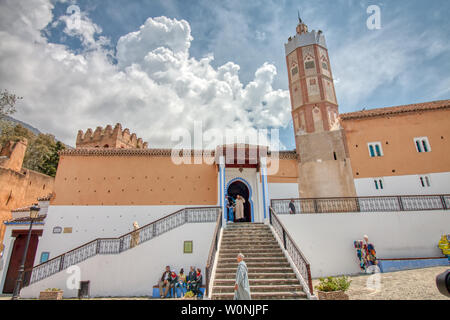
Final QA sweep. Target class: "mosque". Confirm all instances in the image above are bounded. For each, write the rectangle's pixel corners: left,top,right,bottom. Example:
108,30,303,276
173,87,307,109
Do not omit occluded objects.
0,17,449,300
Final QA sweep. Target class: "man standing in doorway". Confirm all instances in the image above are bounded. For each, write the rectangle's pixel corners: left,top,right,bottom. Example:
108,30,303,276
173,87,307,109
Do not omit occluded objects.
234,253,251,300
235,195,245,222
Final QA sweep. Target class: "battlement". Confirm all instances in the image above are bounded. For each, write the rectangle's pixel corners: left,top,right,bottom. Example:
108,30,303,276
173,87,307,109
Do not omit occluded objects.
76,123,148,149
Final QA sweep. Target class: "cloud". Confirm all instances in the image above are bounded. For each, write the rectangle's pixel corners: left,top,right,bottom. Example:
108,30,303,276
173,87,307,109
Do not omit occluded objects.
0,0,291,149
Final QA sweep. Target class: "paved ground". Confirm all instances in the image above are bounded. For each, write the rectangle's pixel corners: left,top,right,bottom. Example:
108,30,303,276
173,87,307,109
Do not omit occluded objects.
312,266,449,300
1,266,448,300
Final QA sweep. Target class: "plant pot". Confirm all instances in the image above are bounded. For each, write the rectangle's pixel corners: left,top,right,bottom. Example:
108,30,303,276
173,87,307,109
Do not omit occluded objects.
317,290,349,300
39,291,64,300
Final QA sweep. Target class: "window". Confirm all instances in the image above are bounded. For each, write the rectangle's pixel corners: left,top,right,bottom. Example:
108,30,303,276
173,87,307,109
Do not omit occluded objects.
374,179,384,190
414,137,431,153
291,66,298,76
322,62,328,70
419,176,431,188
368,142,383,157
183,241,193,254
40,252,50,263
305,61,315,69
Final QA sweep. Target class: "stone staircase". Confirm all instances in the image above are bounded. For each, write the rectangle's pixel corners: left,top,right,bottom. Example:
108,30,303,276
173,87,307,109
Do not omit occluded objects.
211,223,307,300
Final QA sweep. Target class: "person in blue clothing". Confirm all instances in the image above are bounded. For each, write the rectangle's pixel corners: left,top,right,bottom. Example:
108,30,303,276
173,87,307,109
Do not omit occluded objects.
226,195,235,223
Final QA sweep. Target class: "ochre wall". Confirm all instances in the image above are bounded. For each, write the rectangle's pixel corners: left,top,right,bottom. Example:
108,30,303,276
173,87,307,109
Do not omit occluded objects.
342,109,450,179
51,155,218,206
0,168,54,243
267,159,299,183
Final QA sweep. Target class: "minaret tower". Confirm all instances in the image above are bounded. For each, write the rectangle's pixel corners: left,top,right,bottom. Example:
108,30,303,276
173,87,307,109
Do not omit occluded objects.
285,14,356,198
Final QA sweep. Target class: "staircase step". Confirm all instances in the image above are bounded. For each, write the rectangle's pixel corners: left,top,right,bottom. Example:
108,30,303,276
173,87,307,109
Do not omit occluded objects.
214,279,301,286
219,249,283,255
221,241,278,246
214,272,298,280
219,252,285,258
222,233,274,240
213,284,303,294
212,291,307,300
218,257,288,263
216,267,294,273
218,262,291,268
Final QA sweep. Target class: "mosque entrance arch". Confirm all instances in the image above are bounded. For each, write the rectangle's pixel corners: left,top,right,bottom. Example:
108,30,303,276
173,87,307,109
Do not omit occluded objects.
226,179,253,222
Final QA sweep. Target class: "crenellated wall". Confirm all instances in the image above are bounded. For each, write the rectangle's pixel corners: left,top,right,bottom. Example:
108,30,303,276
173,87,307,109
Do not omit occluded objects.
76,123,148,149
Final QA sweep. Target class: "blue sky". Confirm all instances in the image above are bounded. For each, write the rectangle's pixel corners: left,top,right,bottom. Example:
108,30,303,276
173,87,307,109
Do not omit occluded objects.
1,0,449,149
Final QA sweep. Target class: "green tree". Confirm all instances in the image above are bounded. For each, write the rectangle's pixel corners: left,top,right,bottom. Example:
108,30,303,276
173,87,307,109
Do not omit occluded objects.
38,140,65,177
0,121,66,177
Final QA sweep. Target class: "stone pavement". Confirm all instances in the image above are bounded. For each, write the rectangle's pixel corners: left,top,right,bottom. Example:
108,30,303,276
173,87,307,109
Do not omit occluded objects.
312,266,449,300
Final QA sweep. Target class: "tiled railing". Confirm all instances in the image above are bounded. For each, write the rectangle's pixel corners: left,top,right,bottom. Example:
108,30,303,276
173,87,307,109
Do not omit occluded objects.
271,194,450,214
27,207,221,286
269,207,313,295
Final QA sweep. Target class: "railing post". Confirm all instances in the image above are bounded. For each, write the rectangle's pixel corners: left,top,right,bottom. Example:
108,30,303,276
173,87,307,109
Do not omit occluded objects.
96,240,101,254
152,223,157,237
440,196,447,210
185,209,188,223
282,228,287,250
59,254,65,272
397,196,404,211
269,208,272,225
355,198,361,212
119,238,124,253
313,199,318,213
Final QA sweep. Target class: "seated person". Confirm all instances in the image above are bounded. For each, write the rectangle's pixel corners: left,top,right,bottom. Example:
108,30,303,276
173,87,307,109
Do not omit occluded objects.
168,269,178,297
187,266,196,292
159,265,171,298
174,268,187,298
191,268,203,298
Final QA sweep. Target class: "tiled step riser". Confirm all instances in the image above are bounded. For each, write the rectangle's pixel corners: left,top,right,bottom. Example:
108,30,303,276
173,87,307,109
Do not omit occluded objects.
213,286,303,294
221,241,279,246
214,279,301,286
211,293,307,300
218,258,288,264
216,268,293,274
218,263,291,268
215,273,298,280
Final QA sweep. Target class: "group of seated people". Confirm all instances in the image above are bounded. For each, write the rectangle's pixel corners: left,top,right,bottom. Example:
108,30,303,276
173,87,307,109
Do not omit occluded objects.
158,265,203,298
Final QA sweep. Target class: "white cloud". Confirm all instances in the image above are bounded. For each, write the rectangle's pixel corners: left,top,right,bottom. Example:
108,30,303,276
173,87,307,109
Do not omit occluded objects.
0,0,291,149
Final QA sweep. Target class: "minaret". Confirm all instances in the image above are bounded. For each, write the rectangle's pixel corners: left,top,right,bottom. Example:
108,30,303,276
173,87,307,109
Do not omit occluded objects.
285,15,356,198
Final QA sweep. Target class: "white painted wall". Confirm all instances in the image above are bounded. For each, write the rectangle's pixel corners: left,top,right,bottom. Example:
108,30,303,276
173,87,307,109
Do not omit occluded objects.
279,211,450,278
268,183,299,200
35,205,212,267
354,172,450,196
20,222,215,298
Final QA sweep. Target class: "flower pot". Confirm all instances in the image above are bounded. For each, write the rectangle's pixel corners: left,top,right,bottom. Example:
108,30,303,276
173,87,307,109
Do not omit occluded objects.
39,291,63,300
317,290,349,300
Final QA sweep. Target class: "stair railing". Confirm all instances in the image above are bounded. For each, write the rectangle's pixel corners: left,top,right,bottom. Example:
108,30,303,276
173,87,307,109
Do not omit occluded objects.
269,207,313,295
205,208,223,297
271,194,450,214
27,206,221,286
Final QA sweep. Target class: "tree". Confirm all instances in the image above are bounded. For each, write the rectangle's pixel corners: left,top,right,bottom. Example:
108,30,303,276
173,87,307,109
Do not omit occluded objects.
0,89,22,119
0,122,66,177
38,140,66,177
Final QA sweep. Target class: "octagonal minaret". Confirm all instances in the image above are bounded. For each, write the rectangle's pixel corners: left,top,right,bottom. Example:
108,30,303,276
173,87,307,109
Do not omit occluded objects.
285,15,356,198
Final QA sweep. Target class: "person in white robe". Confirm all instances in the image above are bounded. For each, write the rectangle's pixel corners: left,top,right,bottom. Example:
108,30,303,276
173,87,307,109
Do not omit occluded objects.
234,253,251,300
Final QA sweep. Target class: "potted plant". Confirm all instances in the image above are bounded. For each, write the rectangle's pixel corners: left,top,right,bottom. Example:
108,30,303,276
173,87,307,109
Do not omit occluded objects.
315,276,351,300
39,288,64,300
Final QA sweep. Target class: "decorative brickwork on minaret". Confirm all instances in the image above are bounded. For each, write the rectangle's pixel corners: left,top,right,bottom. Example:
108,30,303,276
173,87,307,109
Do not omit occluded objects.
76,123,148,149
285,16,356,198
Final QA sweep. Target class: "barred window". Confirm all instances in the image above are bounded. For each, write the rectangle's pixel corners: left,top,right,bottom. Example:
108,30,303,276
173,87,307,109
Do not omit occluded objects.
368,142,383,157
